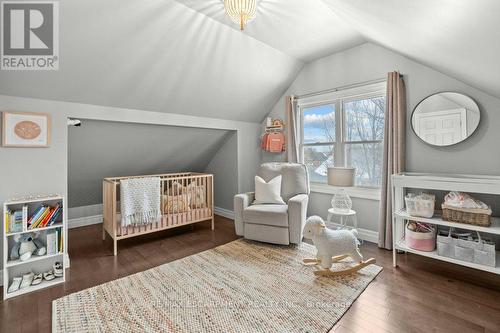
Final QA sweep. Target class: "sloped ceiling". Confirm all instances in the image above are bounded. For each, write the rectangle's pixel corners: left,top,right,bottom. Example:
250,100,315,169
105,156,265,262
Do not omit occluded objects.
176,0,365,61
68,119,233,207
0,0,302,123
0,0,498,122
322,0,500,99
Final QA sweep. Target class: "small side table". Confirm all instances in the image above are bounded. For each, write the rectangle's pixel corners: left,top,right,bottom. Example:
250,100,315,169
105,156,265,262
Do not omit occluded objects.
326,208,357,230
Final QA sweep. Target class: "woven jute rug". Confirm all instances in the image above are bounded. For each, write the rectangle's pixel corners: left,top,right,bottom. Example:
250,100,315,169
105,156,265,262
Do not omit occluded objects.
53,239,382,333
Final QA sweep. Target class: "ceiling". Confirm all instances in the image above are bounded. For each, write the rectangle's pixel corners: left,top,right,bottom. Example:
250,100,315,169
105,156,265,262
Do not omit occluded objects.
0,0,498,123
321,0,500,99
176,0,365,61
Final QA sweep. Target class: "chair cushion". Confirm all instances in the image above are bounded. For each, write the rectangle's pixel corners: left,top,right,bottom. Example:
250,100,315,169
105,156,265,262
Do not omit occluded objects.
259,163,310,202
243,204,288,227
254,175,286,205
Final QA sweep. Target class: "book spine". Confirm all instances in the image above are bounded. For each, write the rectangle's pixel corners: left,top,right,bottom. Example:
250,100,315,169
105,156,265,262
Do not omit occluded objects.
47,231,55,255
40,208,55,228
29,206,46,229
22,205,28,231
4,210,10,234
49,206,61,225
28,205,44,227
31,207,49,229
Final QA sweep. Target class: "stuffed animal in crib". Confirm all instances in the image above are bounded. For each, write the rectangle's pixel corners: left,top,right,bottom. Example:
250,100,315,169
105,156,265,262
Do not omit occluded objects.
302,216,375,276
10,233,46,262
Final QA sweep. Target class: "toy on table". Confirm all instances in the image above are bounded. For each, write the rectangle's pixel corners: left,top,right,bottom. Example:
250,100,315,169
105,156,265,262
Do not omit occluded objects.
302,216,376,276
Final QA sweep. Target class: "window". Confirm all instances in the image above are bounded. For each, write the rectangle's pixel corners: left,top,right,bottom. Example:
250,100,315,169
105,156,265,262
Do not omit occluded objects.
300,83,386,187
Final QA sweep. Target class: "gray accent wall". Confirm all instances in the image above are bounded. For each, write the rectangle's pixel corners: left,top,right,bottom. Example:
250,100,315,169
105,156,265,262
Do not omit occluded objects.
68,120,234,208
265,42,500,233
204,131,239,211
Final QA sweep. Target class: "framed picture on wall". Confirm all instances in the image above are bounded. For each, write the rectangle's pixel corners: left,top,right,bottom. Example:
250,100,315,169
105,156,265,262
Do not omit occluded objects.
2,111,51,147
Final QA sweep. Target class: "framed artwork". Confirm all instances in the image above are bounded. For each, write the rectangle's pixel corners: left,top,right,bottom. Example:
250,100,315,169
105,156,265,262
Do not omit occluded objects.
2,112,51,147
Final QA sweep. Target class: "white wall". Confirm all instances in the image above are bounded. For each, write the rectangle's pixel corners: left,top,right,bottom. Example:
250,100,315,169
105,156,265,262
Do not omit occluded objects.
0,95,261,271
265,42,500,233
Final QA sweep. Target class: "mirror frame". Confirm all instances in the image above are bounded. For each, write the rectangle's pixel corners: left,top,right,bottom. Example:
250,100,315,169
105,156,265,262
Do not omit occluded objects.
411,91,480,147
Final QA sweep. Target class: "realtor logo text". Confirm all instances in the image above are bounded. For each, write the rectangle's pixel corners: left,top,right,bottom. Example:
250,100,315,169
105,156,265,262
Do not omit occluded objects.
1,1,59,70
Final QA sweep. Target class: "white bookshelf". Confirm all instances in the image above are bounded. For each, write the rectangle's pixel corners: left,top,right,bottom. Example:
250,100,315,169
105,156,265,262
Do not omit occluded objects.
392,173,500,275
3,195,66,300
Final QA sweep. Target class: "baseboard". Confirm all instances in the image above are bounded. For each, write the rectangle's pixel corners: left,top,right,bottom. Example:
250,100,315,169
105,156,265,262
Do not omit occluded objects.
214,207,235,220
68,214,103,229
357,228,379,244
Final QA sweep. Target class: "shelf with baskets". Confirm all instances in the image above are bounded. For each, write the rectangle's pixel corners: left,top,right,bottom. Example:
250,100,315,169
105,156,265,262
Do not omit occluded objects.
2,195,66,300
394,239,500,275
392,173,500,276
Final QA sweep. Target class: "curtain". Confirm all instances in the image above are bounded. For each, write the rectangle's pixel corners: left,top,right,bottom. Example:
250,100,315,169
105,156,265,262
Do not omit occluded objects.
378,72,406,250
285,96,301,163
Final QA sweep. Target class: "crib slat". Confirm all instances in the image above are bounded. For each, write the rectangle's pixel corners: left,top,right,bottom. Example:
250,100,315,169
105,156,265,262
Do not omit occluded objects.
106,173,213,255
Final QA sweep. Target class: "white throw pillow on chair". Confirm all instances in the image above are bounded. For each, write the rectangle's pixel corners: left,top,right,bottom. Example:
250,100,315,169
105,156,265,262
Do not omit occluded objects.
254,175,286,205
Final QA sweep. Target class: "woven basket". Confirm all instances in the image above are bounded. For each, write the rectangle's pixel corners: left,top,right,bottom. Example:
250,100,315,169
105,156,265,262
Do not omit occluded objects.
441,203,492,227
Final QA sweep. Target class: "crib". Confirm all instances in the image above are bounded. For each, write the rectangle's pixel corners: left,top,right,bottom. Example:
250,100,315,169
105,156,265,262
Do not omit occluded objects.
103,172,214,255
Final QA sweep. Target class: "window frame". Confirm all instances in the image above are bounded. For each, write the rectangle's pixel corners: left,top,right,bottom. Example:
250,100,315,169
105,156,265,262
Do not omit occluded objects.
298,81,386,190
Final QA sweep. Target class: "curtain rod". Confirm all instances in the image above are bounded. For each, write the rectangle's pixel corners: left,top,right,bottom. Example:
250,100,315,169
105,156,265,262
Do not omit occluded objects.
294,77,388,100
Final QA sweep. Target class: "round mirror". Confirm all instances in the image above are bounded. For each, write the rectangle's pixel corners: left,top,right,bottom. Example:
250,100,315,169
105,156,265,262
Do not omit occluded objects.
411,92,480,146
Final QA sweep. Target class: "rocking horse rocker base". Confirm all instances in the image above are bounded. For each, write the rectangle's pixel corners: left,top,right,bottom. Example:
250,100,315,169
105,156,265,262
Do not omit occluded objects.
302,215,377,277
303,256,376,277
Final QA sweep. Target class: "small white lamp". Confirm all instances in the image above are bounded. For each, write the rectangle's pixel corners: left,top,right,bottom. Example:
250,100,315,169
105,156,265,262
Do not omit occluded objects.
328,167,355,212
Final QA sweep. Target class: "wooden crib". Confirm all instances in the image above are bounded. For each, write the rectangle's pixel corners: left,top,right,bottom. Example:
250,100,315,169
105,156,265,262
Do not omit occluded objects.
103,172,214,255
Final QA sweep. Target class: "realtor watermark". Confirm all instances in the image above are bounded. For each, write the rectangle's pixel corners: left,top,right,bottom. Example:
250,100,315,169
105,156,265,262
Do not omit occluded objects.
1,1,58,70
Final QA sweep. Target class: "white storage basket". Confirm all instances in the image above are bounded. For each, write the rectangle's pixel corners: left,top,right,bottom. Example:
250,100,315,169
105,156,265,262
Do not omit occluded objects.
405,196,435,218
438,229,496,267
473,234,496,267
455,238,474,263
437,229,456,258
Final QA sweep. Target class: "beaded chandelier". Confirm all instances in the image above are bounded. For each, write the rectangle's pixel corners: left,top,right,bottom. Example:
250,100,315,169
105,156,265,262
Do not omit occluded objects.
224,0,257,31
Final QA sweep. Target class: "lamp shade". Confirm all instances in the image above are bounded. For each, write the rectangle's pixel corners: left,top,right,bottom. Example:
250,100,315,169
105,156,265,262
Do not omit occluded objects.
327,167,355,187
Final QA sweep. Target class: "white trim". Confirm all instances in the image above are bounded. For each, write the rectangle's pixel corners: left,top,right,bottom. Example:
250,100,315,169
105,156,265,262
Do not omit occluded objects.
68,207,236,227
0,269,3,286
68,204,102,220
311,183,381,201
297,81,387,107
356,228,379,244
68,215,103,229
214,207,235,220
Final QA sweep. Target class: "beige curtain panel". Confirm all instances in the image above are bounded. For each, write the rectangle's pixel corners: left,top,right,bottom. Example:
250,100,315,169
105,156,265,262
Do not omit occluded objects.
378,72,406,250
285,96,300,163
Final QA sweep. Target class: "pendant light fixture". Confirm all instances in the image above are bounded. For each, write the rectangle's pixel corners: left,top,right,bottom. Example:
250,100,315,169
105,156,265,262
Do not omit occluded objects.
224,0,257,31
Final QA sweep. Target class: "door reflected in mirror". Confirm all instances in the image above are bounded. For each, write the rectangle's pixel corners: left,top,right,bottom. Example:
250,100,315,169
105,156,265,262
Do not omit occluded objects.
411,92,480,146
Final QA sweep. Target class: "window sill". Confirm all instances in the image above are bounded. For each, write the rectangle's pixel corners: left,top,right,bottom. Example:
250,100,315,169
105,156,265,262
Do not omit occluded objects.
310,183,381,201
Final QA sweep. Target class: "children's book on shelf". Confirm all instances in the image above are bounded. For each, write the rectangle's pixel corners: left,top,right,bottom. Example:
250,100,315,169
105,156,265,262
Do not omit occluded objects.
46,230,59,255
11,210,23,233
28,203,62,229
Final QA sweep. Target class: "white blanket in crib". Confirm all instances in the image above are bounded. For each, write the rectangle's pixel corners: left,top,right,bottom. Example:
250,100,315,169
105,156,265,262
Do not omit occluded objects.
120,177,161,227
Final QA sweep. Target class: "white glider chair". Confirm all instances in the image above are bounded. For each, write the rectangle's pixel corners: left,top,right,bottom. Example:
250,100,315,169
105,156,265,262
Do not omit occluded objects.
234,163,310,245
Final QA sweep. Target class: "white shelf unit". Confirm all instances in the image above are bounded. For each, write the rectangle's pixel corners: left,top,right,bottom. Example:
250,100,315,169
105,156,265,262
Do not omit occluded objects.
3,195,66,300
392,173,500,275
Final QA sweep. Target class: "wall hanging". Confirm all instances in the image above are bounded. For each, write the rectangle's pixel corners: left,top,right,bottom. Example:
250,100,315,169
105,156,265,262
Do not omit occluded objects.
261,118,285,153
2,111,51,147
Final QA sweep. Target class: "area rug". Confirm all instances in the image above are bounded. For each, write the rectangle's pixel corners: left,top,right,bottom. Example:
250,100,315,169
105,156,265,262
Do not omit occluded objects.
53,239,382,333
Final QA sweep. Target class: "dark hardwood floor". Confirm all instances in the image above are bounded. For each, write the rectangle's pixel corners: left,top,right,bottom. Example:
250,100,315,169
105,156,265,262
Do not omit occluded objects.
1,216,500,333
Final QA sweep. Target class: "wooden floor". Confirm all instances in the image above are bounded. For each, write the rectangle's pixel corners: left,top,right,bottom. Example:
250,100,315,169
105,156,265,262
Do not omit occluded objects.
1,216,500,333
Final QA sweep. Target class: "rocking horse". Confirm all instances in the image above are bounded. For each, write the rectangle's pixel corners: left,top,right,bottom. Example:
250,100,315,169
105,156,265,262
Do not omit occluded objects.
302,216,376,277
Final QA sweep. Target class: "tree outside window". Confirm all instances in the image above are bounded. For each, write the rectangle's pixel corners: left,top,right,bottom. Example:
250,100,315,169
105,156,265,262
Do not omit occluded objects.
302,95,385,187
